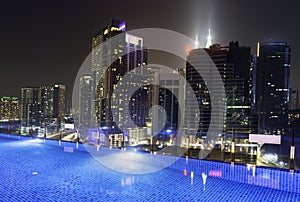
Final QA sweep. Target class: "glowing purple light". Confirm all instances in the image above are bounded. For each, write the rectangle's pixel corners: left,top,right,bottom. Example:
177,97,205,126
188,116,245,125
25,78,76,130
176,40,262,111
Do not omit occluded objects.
119,21,126,31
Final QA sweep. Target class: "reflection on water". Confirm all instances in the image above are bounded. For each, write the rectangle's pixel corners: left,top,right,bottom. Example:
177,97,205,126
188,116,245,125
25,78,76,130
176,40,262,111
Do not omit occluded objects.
190,171,194,185
202,173,207,191
208,170,222,177
121,176,136,187
170,157,300,193
99,187,120,196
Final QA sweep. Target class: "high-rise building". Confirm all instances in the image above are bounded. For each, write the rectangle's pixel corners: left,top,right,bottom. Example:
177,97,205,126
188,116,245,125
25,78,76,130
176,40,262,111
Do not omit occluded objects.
115,72,150,129
91,19,147,133
53,84,66,118
0,96,19,120
41,86,54,119
226,41,257,134
185,46,226,137
41,84,66,119
158,71,180,131
228,41,252,104
255,42,291,134
185,41,257,137
20,87,42,133
79,75,94,130
21,84,66,135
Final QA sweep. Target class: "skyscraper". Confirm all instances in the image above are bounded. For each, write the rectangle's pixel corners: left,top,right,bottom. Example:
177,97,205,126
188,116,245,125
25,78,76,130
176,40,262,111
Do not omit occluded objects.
185,46,226,137
0,96,19,120
255,42,291,134
20,87,42,135
226,41,257,134
41,84,66,121
185,41,257,137
79,75,94,130
53,84,66,119
21,85,66,136
158,71,180,131
91,19,147,133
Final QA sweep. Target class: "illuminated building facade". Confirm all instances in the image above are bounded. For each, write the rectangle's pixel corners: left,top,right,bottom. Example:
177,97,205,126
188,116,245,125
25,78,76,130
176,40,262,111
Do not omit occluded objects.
20,87,42,130
21,85,66,135
79,75,94,130
226,41,258,134
185,41,257,137
185,46,226,137
41,84,66,119
53,84,66,119
91,19,147,134
0,96,19,120
116,72,150,129
255,42,290,134
158,70,180,131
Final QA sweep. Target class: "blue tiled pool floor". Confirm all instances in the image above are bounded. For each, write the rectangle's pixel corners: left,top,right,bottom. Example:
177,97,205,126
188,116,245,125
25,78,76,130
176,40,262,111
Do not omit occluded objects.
0,137,299,202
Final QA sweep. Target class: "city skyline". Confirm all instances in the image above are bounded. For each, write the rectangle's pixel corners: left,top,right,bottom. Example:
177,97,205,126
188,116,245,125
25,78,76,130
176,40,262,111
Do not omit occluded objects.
0,0,299,98
1,2,300,201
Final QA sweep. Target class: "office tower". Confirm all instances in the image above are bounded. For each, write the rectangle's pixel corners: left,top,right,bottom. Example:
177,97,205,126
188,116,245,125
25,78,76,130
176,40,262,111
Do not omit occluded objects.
41,86,55,134
20,85,66,135
0,96,19,120
226,41,257,134
53,84,66,119
40,84,66,120
91,19,147,133
186,42,257,137
255,42,291,134
158,70,180,131
41,86,54,119
91,19,126,89
41,84,66,132
185,46,226,137
228,41,252,104
79,75,94,130
116,72,150,129
20,87,42,134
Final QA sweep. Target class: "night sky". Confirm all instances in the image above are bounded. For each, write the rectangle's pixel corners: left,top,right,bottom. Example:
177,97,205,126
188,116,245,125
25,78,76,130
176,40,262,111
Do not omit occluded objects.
0,0,299,99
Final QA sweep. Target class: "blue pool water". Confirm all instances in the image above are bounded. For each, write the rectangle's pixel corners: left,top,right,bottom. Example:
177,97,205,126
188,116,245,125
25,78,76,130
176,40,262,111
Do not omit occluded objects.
0,135,300,202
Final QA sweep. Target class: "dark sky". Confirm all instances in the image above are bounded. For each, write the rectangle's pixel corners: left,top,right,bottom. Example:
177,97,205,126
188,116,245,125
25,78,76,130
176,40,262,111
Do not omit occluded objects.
0,0,299,99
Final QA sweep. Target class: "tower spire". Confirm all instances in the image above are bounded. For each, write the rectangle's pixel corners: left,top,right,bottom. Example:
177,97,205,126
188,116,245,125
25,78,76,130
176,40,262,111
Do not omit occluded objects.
205,29,212,48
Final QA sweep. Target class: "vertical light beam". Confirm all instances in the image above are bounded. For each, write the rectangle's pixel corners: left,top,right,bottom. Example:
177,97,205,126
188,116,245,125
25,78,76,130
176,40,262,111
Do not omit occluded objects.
194,35,199,49
206,29,212,48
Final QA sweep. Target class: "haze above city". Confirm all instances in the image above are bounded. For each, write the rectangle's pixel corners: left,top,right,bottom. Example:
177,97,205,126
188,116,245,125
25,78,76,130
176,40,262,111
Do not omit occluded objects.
0,0,299,98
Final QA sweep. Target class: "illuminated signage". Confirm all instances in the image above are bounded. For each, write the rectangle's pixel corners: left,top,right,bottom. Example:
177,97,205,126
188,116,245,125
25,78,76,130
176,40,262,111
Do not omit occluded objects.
249,134,281,144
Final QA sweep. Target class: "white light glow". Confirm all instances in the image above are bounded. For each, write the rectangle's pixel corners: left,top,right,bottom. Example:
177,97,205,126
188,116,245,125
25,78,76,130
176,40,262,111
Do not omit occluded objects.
194,35,199,49
206,29,212,48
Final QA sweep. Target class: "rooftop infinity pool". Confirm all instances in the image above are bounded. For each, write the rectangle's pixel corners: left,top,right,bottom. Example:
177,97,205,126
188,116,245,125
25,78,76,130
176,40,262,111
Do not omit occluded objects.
0,134,299,201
